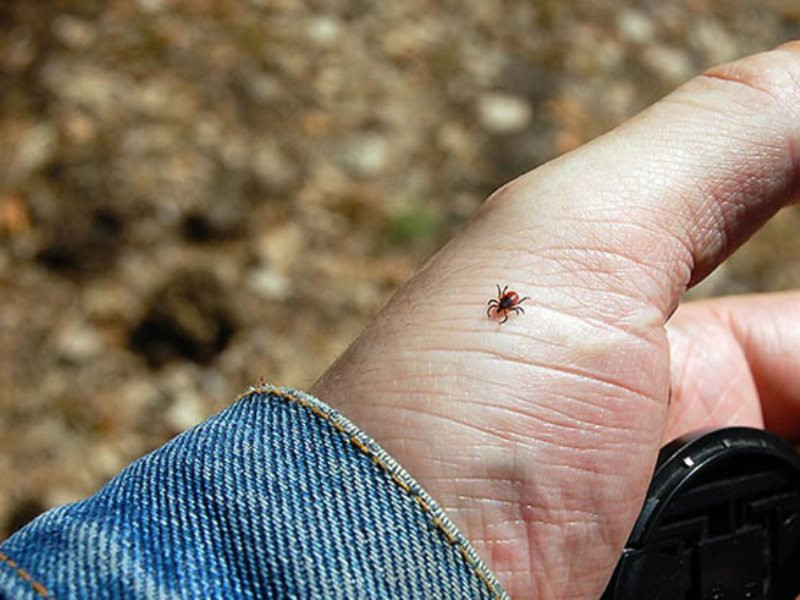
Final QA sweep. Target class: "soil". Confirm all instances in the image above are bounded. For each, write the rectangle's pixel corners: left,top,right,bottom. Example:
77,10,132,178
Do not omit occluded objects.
2,0,800,540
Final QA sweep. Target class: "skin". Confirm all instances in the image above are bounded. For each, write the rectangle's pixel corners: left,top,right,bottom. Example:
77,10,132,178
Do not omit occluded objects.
312,43,800,599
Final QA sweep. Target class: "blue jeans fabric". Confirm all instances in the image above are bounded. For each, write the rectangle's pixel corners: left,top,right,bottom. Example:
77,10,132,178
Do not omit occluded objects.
0,385,508,599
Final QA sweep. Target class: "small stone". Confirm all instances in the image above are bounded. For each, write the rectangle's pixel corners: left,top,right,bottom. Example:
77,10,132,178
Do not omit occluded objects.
642,44,694,84
62,111,97,145
616,10,656,45
8,124,57,184
338,134,390,177
256,224,305,271
0,192,32,237
306,16,343,48
122,380,162,411
437,122,472,159
136,0,166,14
88,443,124,477
690,20,738,65
55,321,104,363
250,141,297,191
243,73,283,104
166,391,205,431
476,93,532,134
248,268,291,300
42,62,130,119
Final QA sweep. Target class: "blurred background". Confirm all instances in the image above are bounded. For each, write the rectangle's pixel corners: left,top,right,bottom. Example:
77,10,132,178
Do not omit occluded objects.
2,0,800,541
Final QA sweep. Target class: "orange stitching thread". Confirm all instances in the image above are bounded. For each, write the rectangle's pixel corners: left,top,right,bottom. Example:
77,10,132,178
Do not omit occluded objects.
32,581,49,596
247,387,502,599
433,517,457,545
390,473,412,494
350,437,370,455
476,568,493,590
413,496,430,512
0,551,50,598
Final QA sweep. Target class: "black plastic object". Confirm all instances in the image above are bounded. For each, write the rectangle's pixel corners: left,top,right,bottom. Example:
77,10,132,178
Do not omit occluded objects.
602,427,800,599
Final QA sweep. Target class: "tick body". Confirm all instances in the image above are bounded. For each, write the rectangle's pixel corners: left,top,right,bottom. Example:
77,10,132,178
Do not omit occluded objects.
487,284,529,324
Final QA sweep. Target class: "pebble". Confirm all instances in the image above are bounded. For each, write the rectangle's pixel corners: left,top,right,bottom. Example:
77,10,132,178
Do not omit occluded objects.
437,122,472,159
136,0,166,14
166,391,205,431
256,223,305,271
88,442,124,478
8,124,57,184
642,44,694,84
616,9,656,44
248,268,291,301
690,20,738,65
62,111,97,145
250,141,297,191
42,62,130,119
55,320,104,363
338,134,390,177
306,16,343,48
476,92,532,134
162,366,206,431
122,380,162,411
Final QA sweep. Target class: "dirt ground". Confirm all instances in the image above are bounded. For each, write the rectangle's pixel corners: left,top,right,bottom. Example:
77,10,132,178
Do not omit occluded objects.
2,0,800,540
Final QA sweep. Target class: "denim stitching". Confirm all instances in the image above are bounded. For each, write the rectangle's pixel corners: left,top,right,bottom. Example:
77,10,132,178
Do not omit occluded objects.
238,384,504,600
0,550,52,598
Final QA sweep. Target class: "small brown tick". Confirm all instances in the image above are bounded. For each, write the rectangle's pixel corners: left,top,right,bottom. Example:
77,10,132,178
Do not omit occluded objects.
487,284,529,324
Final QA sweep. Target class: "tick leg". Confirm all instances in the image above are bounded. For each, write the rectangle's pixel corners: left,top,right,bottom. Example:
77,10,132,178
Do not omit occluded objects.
502,284,509,295
513,306,525,315
499,314,509,325
496,284,502,297
487,305,495,318
518,296,530,304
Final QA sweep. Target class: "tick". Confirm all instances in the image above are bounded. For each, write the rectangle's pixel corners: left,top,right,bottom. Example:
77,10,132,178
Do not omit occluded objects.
487,284,529,324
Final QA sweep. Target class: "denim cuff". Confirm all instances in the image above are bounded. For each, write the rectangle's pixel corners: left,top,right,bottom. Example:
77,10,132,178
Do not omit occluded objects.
0,384,508,599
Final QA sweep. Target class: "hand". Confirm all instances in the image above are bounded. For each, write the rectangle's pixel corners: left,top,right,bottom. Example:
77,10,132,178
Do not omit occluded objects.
312,43,800,599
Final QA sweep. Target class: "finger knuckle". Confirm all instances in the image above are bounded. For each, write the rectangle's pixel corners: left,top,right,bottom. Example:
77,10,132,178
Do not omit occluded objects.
700,46,800,114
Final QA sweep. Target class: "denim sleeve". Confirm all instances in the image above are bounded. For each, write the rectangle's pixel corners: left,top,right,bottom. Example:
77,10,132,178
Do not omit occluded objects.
0,385,508,599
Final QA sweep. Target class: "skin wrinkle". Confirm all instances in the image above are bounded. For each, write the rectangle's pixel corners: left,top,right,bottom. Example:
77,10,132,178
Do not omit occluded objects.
456,390,620,432
394,356,660,439
419,339,647,390
379,287,661,356
510,200,694,313
665,299,770,442
701,67,788,106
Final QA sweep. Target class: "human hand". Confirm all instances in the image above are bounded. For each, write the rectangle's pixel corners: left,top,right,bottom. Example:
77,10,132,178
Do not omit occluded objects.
312,44,800,599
